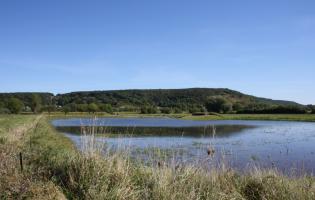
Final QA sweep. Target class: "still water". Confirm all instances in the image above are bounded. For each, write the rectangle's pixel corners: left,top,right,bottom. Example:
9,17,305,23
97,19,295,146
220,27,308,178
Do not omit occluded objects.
52,117,315,174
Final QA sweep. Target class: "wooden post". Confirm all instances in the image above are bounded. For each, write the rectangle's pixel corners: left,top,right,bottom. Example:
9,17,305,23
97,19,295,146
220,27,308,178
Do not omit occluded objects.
19,152,23,171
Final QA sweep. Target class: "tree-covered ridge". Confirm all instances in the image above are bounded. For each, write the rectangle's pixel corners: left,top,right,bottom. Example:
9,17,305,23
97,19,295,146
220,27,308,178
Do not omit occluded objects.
55,88,301,108
0,88,312,114
55,88,298,106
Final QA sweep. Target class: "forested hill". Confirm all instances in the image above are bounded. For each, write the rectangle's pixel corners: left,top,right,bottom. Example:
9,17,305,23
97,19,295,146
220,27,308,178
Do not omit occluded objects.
54,88,308,114
0,88,311,114
55,88,300,108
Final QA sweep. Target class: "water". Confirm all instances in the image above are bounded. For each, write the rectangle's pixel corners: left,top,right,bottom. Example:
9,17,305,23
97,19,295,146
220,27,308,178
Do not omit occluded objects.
52,117,315,174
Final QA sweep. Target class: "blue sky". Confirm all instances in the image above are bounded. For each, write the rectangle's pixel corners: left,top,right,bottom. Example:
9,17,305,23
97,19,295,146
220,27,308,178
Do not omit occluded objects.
0,0,314,104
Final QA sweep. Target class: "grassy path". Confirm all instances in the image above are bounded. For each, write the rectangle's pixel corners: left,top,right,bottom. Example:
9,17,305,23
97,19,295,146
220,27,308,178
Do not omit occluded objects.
0,115,67,199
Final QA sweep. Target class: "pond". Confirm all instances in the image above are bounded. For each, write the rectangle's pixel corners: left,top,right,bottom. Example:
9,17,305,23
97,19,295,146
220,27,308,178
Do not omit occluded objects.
52,117,315,175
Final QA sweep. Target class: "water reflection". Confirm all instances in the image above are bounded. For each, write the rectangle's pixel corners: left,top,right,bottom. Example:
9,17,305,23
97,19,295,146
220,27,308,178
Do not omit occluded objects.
56,125,254,137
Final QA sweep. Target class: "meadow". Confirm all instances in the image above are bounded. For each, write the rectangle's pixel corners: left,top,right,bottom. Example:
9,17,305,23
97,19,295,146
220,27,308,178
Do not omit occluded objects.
47,112,315,122
1,114,315,199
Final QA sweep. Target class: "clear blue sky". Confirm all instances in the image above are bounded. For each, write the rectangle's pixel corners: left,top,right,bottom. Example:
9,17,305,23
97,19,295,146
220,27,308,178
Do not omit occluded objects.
0,0,314,104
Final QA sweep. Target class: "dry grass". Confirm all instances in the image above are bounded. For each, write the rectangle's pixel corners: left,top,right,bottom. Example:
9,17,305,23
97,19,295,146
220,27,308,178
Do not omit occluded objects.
0,115,66,199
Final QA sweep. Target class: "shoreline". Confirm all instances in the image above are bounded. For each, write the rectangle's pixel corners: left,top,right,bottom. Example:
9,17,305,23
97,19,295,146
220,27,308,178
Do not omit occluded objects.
45,112,315,122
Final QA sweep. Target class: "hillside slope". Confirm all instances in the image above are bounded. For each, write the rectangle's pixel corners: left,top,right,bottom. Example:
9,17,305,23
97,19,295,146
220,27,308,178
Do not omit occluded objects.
0,88,305,113
55,88,301,107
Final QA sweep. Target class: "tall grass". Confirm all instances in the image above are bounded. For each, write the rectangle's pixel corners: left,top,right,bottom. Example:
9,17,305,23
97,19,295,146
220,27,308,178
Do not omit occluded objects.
0,115,67,199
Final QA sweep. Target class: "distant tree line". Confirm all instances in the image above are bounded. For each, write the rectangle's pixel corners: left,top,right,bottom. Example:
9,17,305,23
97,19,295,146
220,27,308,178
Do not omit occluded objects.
0,89,313,115
204,96,309,114
61,103,113,115
307,105,315,114
0,93,52,114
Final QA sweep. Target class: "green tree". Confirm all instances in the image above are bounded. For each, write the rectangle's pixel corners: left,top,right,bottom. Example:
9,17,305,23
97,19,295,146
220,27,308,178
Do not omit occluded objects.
88,103,99,113
140,106,158,114
63,105,71,115
77,104,88,112
69,103,77,112
42,105,56,115
0,101,10,114
307,105,315,114
100,104,113,114
7,98,24,114
232,102,244,112
205,97,232,113
140,106,148,114
188,105,202,114
31,94,42,113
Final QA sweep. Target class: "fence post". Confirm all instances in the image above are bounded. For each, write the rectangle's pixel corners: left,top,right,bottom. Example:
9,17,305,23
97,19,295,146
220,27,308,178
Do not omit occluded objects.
19,152,23,172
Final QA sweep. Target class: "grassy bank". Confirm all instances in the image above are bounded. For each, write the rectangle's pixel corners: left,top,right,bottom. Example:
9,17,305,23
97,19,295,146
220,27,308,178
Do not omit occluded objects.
1,115,315,199
47,112,315,122
0,115,71,199
181,114,315,122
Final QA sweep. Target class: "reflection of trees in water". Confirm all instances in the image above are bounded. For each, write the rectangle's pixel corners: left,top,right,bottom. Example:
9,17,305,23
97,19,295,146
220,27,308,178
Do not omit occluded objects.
56,125,255,137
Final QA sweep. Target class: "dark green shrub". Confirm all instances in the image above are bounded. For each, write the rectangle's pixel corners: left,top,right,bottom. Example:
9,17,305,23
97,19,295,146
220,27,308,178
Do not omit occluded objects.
173,107,182,114
205,97,232,113
140,106,158,114
160,107,172,114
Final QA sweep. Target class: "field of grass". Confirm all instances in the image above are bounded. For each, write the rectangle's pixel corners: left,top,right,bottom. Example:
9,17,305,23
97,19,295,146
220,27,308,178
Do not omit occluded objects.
47,111,187,120
181,114,315,122
1,114,315,199
47,111,315,122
